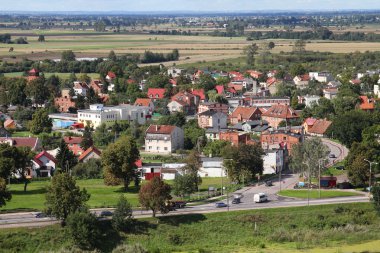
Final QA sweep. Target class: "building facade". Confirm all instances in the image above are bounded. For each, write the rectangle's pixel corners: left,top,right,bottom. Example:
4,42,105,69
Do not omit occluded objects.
145,125,184,154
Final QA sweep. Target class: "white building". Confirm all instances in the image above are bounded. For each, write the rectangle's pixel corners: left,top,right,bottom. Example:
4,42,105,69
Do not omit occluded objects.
302,95,321,107
145,125,184,154
73,81,88,96
77,104,151,129
168,67,185,78
375,85,380,98
262,149,284,175
199,157,226,177
309,72,333,83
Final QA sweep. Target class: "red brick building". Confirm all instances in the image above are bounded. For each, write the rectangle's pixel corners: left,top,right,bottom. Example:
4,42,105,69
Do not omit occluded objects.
219,130,250,147
260,130,303,155
54,89,76,112
229,106,262,125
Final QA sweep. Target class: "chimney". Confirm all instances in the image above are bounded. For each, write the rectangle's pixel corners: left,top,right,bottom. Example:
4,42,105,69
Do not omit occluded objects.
155,125,158,131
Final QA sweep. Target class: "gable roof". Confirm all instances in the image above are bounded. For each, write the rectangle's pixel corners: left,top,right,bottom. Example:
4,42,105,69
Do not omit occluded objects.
4,119,15,128
29,68,39,75
230,107,261,120
191,89,206,100
74,82,88,90
34,150,57,164
134,98,153,107
295,74,310,82
0,137,39,150
78,147,101,162
146,125,177,135
64,136,83,145
304,117,318,126
107,71,116,79
262,104,299,119
215,85,224,95
359,96,376,110
308,119,332,135
147,88,166,99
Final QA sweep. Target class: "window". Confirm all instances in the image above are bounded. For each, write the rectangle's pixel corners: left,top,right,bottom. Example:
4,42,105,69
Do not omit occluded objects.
164,147,168,151
157,147,160,150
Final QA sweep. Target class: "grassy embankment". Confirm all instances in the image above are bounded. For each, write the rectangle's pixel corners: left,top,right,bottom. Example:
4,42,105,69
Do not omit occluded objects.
278,189,361,199
0,177,226,212
0,203,379,253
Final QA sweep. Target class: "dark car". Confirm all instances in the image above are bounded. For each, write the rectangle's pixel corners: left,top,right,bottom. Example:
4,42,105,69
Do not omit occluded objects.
174,201,186,209
215,202,228,208
232,198,241,204
100,210,113,217
35,212,47,218
265,180,273,187
329,154,336,158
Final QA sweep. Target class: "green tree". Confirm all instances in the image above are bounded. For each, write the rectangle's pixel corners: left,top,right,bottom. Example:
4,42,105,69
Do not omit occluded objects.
290,64,306,77
14,147,35,192
108,50,117,61
157,112,186,127
30,109,52,135
56,139,78,171
203,140,231,157
26,77,50,105
80,126,93,150
72,159,102,179
37,35,45,42
102,136,140,191
112,195,133,232
310,97,335,119
138,177,172,217
268,41,275,50
293,39,306,54
45,172,90,224
244,43,259,66
184,120,205,150
66,210,100,250
172,173,200,199
222,144,264,183
0,178,11,207
198,73,216,92
112,244,147,253
61,50,76,62
290,137,329,181
371,185,380,215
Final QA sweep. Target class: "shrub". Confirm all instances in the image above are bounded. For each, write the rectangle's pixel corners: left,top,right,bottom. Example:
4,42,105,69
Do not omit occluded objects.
112,243,147,253
66,211,100,250
167,234,183,245
111,195,133,232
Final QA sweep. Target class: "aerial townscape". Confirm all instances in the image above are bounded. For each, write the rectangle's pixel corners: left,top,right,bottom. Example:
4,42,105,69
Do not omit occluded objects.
1,0,380,252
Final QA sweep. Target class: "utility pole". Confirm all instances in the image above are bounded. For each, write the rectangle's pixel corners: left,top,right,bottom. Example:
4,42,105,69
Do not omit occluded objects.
318,160,321,199
364,159,378,198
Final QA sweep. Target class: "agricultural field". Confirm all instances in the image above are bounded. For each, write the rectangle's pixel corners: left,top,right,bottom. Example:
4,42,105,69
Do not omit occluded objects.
3,30,380,66
0,203,379,253
0,177,227,212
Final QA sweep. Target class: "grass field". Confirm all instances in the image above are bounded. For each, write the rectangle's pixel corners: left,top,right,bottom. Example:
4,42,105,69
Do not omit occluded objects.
3,30,380,66
0,177,227,212
0,203,379,253
278,189,361,199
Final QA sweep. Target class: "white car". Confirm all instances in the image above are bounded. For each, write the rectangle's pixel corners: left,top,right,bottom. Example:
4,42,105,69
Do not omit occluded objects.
253,193,268,203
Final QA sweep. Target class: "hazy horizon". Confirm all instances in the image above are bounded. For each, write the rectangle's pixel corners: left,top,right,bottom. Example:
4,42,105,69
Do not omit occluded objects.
2,0,380,12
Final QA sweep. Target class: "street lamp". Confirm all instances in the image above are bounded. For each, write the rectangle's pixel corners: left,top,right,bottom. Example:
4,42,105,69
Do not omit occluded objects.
364,159,378,195
223,158,233,212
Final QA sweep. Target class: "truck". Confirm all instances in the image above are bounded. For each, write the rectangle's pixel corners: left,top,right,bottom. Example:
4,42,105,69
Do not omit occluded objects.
253,193,268,203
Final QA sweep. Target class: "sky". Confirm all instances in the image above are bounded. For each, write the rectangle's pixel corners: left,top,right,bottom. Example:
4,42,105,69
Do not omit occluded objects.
2,0,380,12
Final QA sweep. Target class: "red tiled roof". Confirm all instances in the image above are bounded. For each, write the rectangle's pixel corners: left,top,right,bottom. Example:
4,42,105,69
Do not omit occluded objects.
350,79,361,85
146,125,177,134
4,119,14,128
0,137,39,149
228,87,237,93
64,136,83,144
78,146,101,162
169,79,177,86
246,70,263,78
266,77,278,86
135,159,142,168
215,85,224,95
230,107,261,120
91,80,103,89
134,98,153,107
228,83,242,91
297,74,310,82
29,68,39,74
305,117,317,126
308,119,332,135
359,96,375,110
74,82,88,89
34,150,57,164
191,89,206,100
147,88,166,99
107,71,116,79
262,104,299,119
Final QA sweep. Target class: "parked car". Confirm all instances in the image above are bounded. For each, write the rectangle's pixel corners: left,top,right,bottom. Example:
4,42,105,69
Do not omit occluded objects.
166,201,187,210
253,193,268,203
215,202,228,208
100,210,113,217
265,180,273,187
35,212,47,218
232,198,241,204
329,153,336,158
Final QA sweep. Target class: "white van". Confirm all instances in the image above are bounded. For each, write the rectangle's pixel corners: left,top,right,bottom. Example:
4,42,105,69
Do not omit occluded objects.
253,193,268,203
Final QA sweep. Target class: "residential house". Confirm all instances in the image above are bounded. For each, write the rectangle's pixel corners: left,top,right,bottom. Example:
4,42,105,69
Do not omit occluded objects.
241,120,270,133
198,111,228,129
90,80,103,94
260,130,303,155
229,106,262,125
375,85,380,98
27,68,40,82
31,151,57,178
350,79,362,85
106,71,116,82
54,88,76,112
168,91,199,115
0,137,41,151
309,72,333,83
262,149,284,175
215,85,225,95
134,98,155,112
327,81,342,88
299,95,321,107
219,130,251,147
73,81,88,96
261,104,299,129
246,70,263,79
198,102,229,114
359,96,376,112
266,77,282,95
147,88,166,101
64,136,84,156
323,88,338,100
167,67,184,78
145,125,184,154
293,74,310,88
78,104,151,129
3,119,16,130
191,89,206,103
303,118,332,137
78,147,101,163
